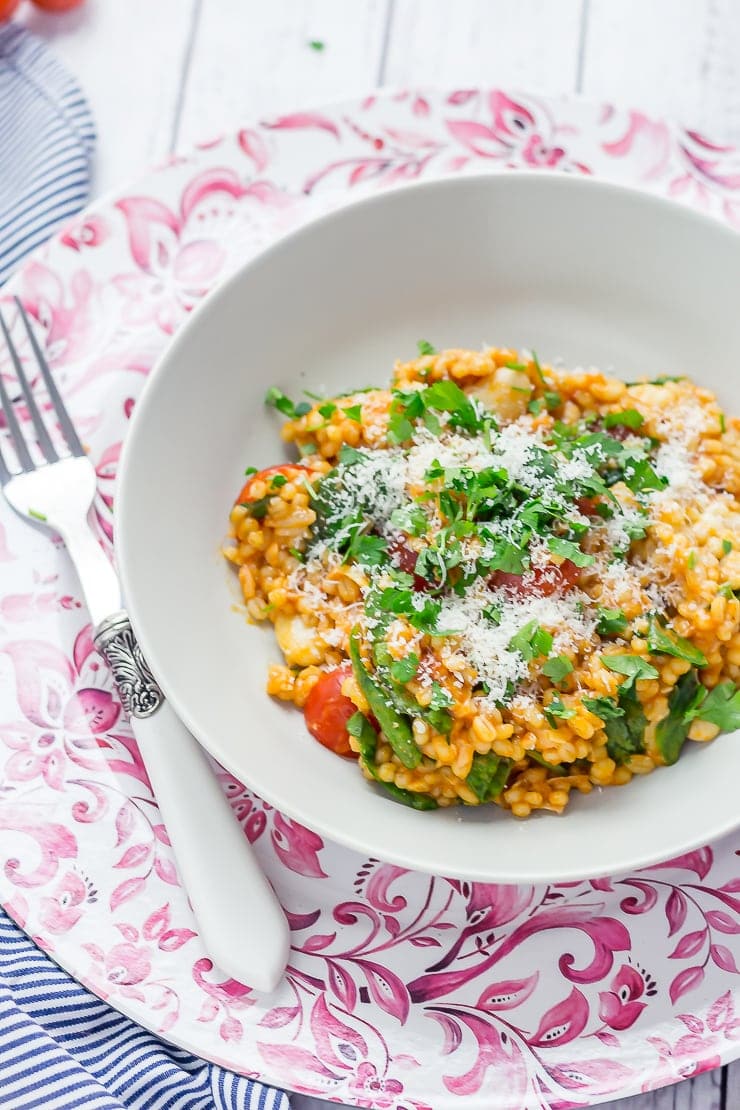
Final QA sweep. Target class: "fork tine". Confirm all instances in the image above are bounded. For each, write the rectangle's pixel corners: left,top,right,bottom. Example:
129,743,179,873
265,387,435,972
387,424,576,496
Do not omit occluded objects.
0,311,34,473
14,297,85,459
0,439,11,486
0,307,58,464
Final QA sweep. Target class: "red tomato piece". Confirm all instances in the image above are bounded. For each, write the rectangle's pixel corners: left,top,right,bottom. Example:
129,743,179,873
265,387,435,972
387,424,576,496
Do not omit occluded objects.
30,0,85,10
387,535,430,591
576,496,601,517
0,0,20,18
490,559,580,597
304,665,358,758
236,464,307,504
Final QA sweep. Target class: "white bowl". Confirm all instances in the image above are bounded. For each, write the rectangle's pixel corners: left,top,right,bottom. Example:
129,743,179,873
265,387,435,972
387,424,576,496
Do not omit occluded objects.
117,172,740,883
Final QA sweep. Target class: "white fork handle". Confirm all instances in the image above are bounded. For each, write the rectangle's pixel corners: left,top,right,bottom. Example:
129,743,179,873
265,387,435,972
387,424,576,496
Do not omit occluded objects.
130,703,291,992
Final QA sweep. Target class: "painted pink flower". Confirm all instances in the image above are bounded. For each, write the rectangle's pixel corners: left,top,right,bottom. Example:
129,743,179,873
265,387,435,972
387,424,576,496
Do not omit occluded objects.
598,964,647,1030
105,941,151,985
348,1063,404,1109
1,636,120,790
113,169,289,334
39,870,89,934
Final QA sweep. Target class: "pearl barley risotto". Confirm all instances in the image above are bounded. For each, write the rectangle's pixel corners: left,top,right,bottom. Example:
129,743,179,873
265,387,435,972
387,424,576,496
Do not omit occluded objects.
224,345,740,817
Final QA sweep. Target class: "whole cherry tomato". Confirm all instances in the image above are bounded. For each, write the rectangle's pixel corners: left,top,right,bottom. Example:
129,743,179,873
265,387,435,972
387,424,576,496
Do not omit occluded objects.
0,0,21,20
235,464,307,505
304,665,358,758
30,0,86,11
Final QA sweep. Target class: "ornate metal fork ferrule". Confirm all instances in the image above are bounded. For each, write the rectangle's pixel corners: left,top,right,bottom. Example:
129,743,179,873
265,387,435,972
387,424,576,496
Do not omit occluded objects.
93,610,164,719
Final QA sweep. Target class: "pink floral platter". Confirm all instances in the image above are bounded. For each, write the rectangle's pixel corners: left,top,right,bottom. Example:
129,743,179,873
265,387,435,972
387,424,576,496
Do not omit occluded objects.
3,86,740,1110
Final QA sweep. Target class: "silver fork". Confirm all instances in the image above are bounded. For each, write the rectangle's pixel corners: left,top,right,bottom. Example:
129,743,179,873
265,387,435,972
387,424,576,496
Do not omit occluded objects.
0,297,289,992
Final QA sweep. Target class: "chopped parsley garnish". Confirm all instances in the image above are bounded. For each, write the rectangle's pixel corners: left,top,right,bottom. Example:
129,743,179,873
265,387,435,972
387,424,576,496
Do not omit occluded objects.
417,339,437,356
722,539,733,556
343,404,363,422
546,536,595,567
647,615,707,667
604,687,647,764
542,655,574,684
265,387,311,419
308,39,325,51
389,653,420,683
508,621,553,662
596,607,629,636
604,409,644,430
687,682,740,732
601,654,659,689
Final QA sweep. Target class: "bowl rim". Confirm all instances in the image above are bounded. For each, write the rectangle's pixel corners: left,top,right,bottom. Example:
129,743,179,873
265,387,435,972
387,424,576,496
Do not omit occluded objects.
117,169,740,881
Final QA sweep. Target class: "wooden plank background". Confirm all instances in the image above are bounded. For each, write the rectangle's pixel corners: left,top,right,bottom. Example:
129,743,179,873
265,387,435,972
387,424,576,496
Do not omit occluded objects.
14,1,740,1106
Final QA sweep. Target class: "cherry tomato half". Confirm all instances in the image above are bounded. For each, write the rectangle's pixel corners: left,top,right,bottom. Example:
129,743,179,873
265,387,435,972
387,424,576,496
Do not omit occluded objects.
236,464,307,505
31,0,85,10
576,496,601,517
0,0,20,19
490,559,580,598
304,665,358,757
387,534,430,591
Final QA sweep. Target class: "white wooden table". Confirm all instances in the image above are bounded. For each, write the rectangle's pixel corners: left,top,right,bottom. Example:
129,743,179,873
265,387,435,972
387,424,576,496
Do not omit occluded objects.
15,1,740,1106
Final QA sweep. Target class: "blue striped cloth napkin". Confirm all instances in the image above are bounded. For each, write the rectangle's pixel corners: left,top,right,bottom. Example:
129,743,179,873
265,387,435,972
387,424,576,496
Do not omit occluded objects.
0,22,95,284
0,24,289,1110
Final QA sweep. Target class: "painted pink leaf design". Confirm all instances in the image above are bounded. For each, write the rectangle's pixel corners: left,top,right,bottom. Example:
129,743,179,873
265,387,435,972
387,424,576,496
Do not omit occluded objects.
668,929,707,960
409,936,441,947
258,1005,300,1029
158,928,197,952
326,959,358,1012
601,111,671,180
257,1043,340,1094
477,973,538,1012
143,903,171,940
665,888,688,936
412,95,430,117
219,1016,243,1043
302,932,336,953
114,842,151,869
708,991,734,1032
310,994,368,1070
152,824,171,846
446,119,506,158
114,801,136,847
4,639,74,727
489,90,537,136
354,959,410,1024
285,908,321,931
238,128,270,173
711,944,739,973
590,877,614,892
442,1010,528,1099
670,965,705,1004
620,879,658,915
110,875,147,911
115,197,180,272
158,1010,178,1036
678,1013,705,1034
431,1011,463,1055
83,942,104,963
171,241,225,288
447,89,477,106
179,168,245,220
197,998,219,1023
154,856,180,886
114,923,138,943
593,1030,620,1048
271,813,326,877
364,863,408,912
72,625,96,673
264,111,340,139
705,909,740,933
652,846,713,880
529,987,589,1047
549,1057,633,1092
